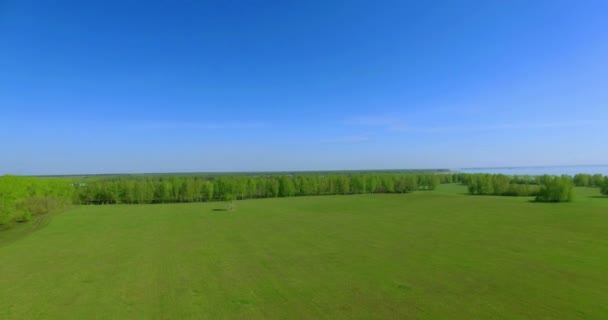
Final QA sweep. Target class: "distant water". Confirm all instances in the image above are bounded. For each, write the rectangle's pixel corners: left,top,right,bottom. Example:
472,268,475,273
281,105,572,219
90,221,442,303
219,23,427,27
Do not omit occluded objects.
457,165,608,176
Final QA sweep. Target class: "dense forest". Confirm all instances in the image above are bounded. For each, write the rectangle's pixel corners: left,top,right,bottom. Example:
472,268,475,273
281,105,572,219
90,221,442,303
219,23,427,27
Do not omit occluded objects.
72,173,449,204
1,172,607,228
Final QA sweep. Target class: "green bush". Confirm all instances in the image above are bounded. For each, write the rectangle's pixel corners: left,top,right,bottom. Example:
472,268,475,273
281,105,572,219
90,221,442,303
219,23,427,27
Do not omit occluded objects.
592,174,604,187
573,174,591,187
535,176,574,202
601,177,608,196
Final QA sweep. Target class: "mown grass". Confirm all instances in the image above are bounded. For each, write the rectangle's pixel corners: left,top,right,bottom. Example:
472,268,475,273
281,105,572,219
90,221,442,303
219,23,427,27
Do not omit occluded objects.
1,185,607,319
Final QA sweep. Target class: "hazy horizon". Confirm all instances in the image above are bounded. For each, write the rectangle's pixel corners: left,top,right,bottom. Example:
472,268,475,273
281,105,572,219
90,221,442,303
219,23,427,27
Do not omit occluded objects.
5,164,608,177
2,1,607,174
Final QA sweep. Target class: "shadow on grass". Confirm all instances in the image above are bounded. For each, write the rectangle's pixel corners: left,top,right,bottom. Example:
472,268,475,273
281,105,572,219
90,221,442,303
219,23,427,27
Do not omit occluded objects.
212,208,228,212
527,200,560,204
526,199,576,204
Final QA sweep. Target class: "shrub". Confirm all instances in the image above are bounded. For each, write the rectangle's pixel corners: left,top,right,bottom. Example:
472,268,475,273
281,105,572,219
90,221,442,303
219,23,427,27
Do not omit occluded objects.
601,177,608,196
573,174,591,187
535,176,574,202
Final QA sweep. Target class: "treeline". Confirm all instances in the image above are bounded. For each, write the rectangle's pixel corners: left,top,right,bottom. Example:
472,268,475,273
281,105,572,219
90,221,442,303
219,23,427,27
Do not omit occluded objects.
74,173,453,205
465,174,540,196
573,173,605,187
0,176,73,226
464,174,578,202
3,172,605,227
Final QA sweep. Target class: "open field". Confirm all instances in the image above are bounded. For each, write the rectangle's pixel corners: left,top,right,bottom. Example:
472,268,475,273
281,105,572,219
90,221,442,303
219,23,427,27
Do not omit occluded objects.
1,184,607,319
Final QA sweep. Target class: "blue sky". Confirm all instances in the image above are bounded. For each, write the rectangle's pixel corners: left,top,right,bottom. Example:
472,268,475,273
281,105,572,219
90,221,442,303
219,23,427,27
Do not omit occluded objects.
1,1,607,174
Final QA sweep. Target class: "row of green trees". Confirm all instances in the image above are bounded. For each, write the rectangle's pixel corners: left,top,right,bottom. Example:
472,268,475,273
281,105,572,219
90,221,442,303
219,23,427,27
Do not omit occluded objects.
573,173,605,187
508,173,606,187
67,172,608,204
464,174,577,202
74,173,446,204
0,176,73,226
2,172,604,227
465,174,540,197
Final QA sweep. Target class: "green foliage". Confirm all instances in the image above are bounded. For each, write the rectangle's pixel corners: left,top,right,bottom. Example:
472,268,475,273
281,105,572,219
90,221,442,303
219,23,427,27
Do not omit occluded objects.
511,175,538,185
394,175,417,193
535,176,575,202
591,174,604,187
70,173,450,205
417,174,440,190
278,176,296,197
573,174,591,187
600,177,608,196
572,174,604,187
465,174,539,197
503,183,537,197
0,176,73,227
464,172,607,200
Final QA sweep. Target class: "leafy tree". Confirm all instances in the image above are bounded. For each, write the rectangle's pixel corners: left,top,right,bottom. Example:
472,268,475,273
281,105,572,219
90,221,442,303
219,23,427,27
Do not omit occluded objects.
392,175,416,193
350,175,367,194
279,176,296,197
380,175,395,193
200,180,214,201
265,178,279,197
535,176,574,202
422,175,440,190
366,175,380,193
156,180,173,203
573,174,591,187
591,174,604,187
601,177,608,196
334,175,350,194
491,175,511,195
222,193,237,211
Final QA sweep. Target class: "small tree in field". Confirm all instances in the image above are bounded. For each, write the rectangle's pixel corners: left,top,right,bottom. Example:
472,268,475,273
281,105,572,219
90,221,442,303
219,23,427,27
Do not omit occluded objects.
223,193,237,211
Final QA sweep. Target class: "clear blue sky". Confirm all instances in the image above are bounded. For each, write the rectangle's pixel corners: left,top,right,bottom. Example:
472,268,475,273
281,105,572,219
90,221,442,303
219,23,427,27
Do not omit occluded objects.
1,1,607,174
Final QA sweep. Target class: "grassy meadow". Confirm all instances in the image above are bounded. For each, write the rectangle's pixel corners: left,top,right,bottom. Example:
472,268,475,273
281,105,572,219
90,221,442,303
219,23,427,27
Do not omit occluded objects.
1,184,607,319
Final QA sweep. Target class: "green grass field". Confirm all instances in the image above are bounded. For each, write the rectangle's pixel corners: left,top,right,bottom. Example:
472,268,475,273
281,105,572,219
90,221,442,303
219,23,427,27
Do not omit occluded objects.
1,184,607,319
